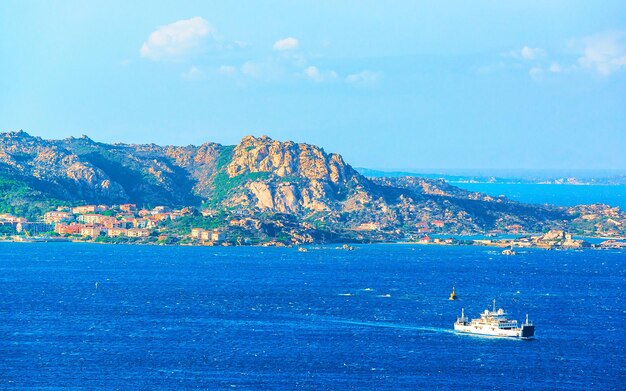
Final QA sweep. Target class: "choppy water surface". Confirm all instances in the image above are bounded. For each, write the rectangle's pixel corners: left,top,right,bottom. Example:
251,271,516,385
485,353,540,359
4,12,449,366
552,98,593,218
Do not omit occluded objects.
0,243,623,389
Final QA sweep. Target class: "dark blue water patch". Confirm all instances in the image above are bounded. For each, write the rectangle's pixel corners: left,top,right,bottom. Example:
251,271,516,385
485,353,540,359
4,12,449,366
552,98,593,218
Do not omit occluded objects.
0,243,623,389
453,183,626,209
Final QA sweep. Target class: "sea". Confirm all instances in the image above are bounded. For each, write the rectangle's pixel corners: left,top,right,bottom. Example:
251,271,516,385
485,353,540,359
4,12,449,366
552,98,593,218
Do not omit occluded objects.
0,243,623,389
453,183,626,210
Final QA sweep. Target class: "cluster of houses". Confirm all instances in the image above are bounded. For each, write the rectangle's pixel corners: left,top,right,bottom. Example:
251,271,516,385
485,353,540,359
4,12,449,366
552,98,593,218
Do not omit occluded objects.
0,214,51,235
1,202,232,244
190,228,225,244
46,204,188,238
0,204,193,239
415,220,446,242
416,220,446,232
1,201,235,244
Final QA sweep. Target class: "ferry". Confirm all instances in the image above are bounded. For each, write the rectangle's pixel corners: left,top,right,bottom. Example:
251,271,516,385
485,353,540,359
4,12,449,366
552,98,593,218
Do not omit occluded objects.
454,300,535,339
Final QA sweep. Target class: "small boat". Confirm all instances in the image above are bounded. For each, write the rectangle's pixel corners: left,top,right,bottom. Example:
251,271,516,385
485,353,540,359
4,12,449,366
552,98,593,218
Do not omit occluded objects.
448,287,458,300
502,246,516,256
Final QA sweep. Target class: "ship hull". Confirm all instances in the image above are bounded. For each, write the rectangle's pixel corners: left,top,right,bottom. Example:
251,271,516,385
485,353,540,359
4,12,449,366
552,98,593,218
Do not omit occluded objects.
520,325,535,339
454,324,534,339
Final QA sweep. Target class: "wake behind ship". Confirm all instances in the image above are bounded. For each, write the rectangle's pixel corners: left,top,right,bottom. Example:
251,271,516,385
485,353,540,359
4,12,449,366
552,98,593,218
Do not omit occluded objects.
454,300,535,339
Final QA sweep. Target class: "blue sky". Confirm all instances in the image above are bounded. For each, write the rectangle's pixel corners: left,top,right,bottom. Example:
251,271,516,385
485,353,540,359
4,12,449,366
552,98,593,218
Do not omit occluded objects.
1,1,625,170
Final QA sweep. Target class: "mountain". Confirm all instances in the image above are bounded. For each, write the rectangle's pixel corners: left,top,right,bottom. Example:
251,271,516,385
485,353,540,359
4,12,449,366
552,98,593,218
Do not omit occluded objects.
1,130,622,239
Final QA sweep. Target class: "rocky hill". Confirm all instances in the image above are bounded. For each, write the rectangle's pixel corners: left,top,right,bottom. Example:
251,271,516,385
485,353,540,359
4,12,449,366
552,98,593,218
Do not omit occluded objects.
1,130,619,238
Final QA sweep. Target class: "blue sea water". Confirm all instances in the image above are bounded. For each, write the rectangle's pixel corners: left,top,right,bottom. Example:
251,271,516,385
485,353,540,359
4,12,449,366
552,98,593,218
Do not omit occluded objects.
0,243,624,390
453,183,626,209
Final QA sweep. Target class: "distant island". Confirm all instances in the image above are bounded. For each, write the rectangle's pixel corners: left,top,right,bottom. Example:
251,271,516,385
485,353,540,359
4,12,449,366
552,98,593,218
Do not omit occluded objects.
0,130,624,246
357,168,626,186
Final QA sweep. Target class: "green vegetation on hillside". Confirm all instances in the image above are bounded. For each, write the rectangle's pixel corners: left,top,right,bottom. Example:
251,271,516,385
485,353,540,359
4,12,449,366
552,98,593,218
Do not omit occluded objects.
161,211,229,235
206,147,271,207
209,172,270,204
0,174,64,219
215,145,234,170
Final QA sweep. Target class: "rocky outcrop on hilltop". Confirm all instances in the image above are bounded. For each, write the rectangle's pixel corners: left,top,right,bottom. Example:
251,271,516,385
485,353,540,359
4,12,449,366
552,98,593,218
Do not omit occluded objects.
213,135,374,215
226,135,356,184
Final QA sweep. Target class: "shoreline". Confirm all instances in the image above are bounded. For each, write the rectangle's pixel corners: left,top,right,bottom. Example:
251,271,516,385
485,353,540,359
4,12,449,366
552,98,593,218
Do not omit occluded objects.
1,235,624,250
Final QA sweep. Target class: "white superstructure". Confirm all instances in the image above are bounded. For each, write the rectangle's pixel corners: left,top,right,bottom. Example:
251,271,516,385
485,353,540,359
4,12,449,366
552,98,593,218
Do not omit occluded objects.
454,300,534,339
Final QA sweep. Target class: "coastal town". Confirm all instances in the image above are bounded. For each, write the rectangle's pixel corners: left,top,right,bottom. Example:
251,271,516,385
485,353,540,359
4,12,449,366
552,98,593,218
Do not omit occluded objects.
0,203,204,245
1,202,624,250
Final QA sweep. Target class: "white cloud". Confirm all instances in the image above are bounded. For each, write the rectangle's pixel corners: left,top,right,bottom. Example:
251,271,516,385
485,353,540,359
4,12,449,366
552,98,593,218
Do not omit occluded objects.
181,66,205,81
304,66,338,82
345,70,381,85
521,46,544,60
304,66,322,82
140,17,214,61
577,30,626,75
548,63,561,73
218,65,237,75
487,32,626,79
273,37,299,51
508,46,546,60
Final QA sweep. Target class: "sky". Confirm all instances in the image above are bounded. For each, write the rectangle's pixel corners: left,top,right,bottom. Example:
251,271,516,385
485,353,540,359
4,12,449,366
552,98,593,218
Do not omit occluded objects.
0,1,625,171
